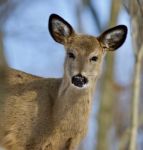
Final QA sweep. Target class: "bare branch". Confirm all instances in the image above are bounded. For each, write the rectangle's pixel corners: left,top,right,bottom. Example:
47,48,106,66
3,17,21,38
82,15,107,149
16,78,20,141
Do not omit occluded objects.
129,45,143,150
82,0,103,32
136,0,143,17
88,0,102,32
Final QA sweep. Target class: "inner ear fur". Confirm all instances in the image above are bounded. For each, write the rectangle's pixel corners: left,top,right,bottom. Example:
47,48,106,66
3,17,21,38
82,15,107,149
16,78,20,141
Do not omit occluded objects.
48,14,74,44
98,25,128,51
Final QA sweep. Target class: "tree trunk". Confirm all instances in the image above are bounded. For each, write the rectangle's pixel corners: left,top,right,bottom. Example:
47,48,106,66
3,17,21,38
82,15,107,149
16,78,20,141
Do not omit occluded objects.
96,0,121,150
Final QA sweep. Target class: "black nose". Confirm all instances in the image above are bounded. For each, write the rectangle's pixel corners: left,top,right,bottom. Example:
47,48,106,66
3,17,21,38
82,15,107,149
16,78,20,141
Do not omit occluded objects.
72,74,88,88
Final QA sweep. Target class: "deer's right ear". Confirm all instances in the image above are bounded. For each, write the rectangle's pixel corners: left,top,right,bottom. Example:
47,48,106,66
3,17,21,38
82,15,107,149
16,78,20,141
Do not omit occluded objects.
98,25,127,51
48,14,74,44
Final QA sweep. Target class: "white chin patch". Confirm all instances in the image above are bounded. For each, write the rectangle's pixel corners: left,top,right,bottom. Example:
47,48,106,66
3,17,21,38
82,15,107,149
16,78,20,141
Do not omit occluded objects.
71,83,88,89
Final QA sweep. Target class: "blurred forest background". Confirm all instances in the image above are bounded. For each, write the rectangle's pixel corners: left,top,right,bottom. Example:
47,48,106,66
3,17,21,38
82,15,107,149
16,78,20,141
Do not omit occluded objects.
0,0,143,150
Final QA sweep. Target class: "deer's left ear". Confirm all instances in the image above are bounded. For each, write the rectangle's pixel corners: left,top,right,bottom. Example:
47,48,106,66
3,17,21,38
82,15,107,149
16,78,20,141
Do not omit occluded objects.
98,25,128,51
48,14,74,44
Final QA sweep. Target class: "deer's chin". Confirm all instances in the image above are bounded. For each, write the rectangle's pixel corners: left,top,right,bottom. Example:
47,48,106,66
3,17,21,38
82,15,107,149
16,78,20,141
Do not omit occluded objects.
71,82,88,89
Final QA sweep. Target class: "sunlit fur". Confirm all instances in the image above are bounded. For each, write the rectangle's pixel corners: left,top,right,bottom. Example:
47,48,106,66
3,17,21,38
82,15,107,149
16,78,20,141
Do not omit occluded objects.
0,14,127,150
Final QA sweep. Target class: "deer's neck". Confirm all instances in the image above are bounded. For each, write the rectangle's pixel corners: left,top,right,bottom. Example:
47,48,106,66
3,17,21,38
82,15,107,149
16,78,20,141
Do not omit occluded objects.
58,75,94,100
52,75,96,123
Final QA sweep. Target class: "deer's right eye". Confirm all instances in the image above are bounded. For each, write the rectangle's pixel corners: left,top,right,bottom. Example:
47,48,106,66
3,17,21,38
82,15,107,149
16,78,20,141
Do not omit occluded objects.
68,52,75,59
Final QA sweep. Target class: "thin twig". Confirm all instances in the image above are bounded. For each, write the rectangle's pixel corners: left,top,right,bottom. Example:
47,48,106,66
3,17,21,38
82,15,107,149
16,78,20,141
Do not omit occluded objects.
88,0,102,32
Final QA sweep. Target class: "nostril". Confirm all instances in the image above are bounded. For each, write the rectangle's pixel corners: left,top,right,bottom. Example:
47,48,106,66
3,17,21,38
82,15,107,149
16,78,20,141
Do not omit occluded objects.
83,77,88,84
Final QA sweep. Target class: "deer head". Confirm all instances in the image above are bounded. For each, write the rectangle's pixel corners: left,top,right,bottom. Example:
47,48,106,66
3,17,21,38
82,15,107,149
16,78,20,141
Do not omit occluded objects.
48,14,127,88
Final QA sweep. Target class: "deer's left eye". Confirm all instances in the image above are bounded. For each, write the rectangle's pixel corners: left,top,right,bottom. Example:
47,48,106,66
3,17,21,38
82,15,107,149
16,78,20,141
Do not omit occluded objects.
90,56,98,62
68,52,75,59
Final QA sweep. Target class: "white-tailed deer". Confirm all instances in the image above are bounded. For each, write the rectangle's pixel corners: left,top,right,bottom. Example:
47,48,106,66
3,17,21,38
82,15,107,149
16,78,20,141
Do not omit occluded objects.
0,14,127,150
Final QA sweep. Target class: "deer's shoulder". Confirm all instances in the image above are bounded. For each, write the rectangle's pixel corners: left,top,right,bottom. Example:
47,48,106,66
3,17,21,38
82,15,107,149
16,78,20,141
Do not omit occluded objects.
5,67,62,96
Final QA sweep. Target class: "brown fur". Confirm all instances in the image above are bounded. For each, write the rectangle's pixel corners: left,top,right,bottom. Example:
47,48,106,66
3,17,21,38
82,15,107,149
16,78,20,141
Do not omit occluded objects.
0,14,127,150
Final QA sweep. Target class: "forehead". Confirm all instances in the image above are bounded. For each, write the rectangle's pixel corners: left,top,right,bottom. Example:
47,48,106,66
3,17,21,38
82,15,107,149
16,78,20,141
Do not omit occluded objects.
66,34,101,54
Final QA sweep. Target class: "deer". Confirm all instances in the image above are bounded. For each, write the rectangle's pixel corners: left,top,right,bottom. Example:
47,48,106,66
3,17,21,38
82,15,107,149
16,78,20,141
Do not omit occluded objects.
0,14,127,150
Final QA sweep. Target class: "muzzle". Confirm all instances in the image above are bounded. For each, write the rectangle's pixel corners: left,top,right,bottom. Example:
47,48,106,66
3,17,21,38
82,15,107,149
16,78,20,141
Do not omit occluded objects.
72,74,88,88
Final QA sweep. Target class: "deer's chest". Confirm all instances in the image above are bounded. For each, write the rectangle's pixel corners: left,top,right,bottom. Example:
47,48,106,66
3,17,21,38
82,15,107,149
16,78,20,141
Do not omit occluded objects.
57,97,91,136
